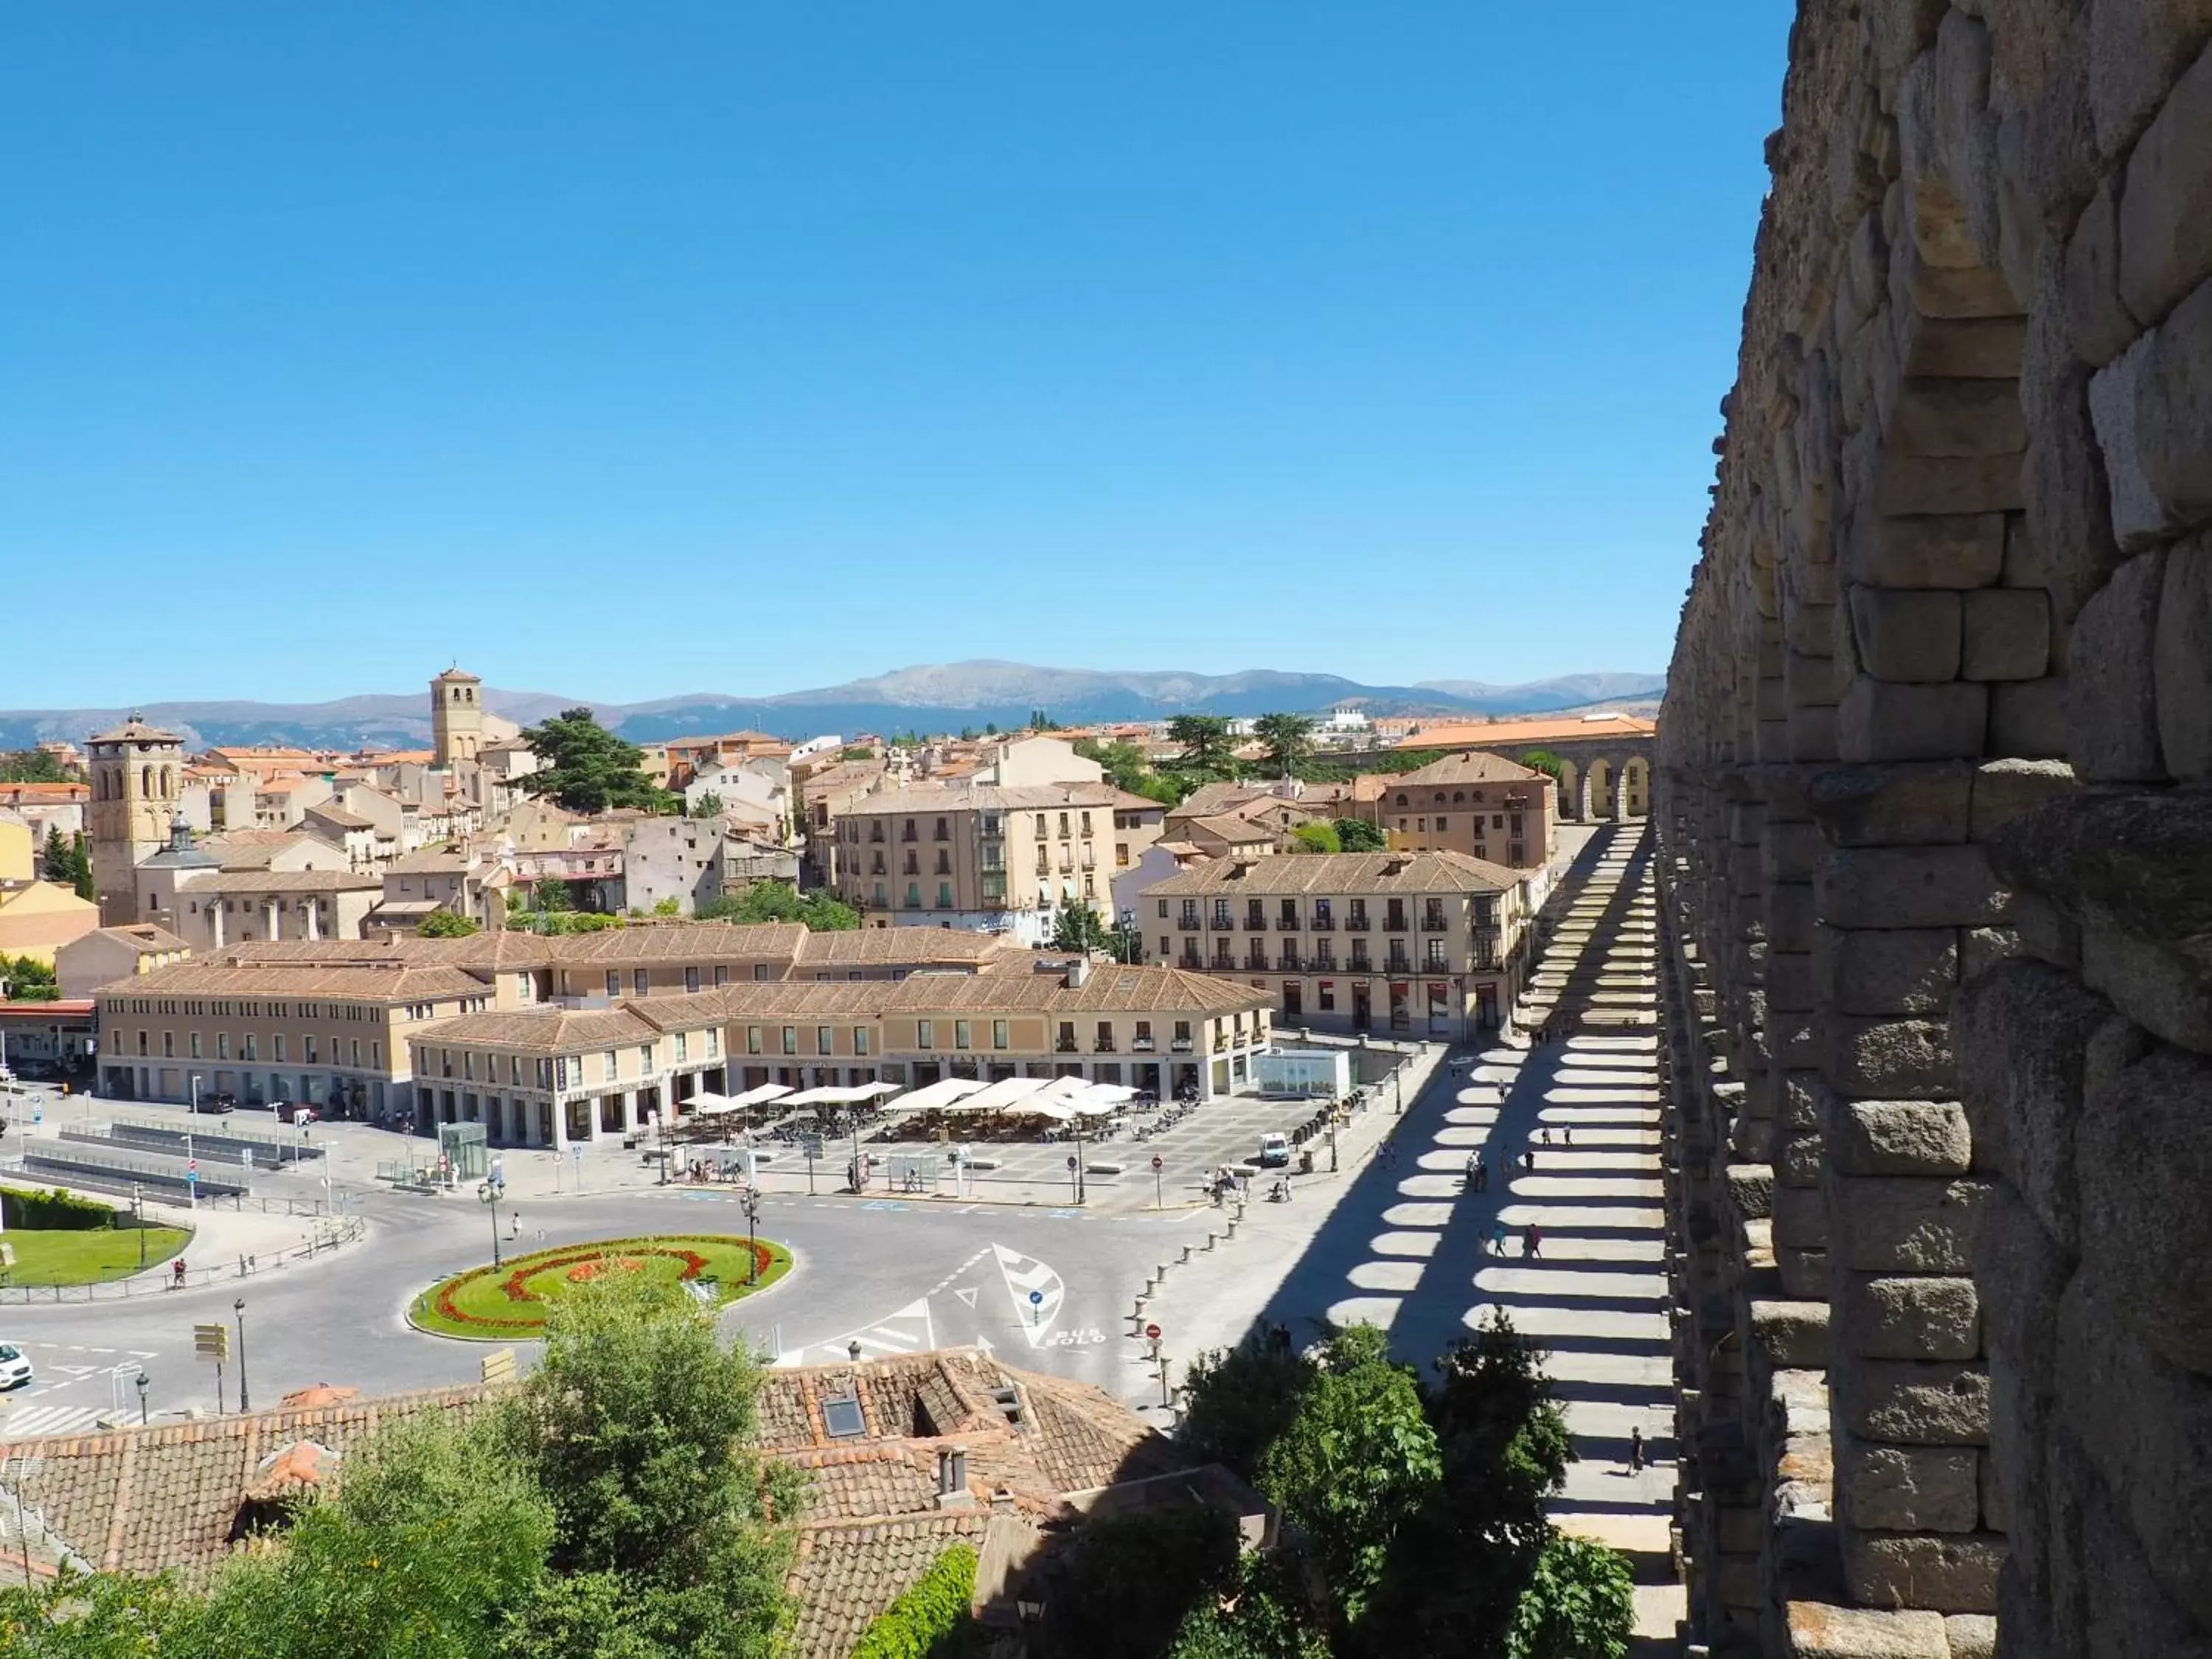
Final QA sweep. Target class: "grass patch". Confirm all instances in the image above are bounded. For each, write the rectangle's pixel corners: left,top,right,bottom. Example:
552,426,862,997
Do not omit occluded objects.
410,1234,792,1341
0,1226,192,1287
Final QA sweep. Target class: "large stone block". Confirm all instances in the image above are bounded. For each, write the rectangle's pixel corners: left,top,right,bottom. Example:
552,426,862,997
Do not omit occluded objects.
1986,675,2071,760
1903,316,2026,379
1772,880,1819,952
1849,585,1964,682
2138,273,2212,527
1952,959,2109,1243
1838,1435,1982,1532
1958,587,2049,682
1889,377,2027,458
1829,1175,1991,1273
2063,176,2139,368
1783,1604,1949,1659
1773,1180,1830,1249
2118,34,2212,327
1834,1353,1991,1446
2155,534,2212,782
1843,1273,1982,1361
2089,0,2212,161
1843,512,2006,589
1985,785,2212,947
1815,845,2010,928
1815,926,1960,1015
1837,678,1989,762
1808,762,1972,846
2065,549,2170,780
1828,1017,1956,1098
1842,1530,2004,1614
2080,914,2212,1052
2088,333,2180,549
1750,1298,1832,1368
1966,757,2075,841
1944,1613,1997,1659
2056,1271,2212,1630
1830,1099,1975,1176
2077,1043,2212,1373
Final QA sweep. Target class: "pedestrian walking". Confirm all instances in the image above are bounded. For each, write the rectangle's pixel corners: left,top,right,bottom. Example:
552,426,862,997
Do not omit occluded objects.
509,1211,521,1240
1523,1148,1536,1172
1528,1223,1543,1259
170,1258,187,1290
1561,1126,1572,1147
1629,1426,1646,1473
1540,1126,1552,1147
1520,1228,1534,1260
1490,1223,1508,1257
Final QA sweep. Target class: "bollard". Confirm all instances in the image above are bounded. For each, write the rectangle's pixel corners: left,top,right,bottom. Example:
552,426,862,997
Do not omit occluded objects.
1206,1232,1217,1251
1179,1245,1192,1264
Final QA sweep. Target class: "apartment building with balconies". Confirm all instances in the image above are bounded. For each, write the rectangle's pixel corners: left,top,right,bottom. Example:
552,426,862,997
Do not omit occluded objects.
1138,849,1532,1038
830,784,1161,945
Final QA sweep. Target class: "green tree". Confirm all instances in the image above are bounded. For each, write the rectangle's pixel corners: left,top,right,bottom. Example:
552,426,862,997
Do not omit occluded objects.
0,749,73,784
1166,1557,1330,1659
1043,1508,1241,1659
1178,1332,1315,1484
533,877,575,914
1253,714,1318,779
850,1544,978,1659
416,908,481,938
1289,821,1340,855
1166,716,1239,775
1517,751,1565,785
68,832,94,900
983,723,999,737
1255,1326,1441,1629
518,709,678,815
1048,896,1114,953
0,954,60,1002
652,897,682,917
1503,1536,1634,1659
1332,818,1388,852
491,1276,798,1659
695,883,860,931
188,1414,554,1659
840,747,877,761
689,791,724,819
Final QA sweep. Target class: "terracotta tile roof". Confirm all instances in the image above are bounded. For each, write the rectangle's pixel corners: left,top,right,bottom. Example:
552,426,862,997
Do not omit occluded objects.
1376,751,1549,788
182,869,382,894
702,964,1267,1019
83,923,190,954
844,782,1130,816
385,849,473,874
786,1512,993,1659
1140,849,1520,897
102,961,492,1002
0,782,91,802
1397,711,1656,748
88,717,182,744
1177,813,1275,845
302,805,372,830
793,930,1020,968
425,1004,661,1051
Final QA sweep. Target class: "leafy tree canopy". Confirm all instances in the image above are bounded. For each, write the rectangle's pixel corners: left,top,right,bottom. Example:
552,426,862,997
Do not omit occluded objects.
518,709,678,815
1289,821,1340,855
1253,714,1318,778
1048,895,1115,954
696,883,859,931
41,828,94,900
689,791,724,819
415,909,480,938
1166,716,1239,776
1517,751,1565,785
0,953,60,1003
0,749,76,784
1332,818,1388,853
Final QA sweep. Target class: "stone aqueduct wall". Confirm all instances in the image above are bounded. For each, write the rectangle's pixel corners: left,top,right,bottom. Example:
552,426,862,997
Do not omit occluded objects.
1658,4,2212,1657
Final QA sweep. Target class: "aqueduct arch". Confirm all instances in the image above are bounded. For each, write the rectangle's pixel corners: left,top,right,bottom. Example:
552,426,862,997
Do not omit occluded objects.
1660,4,2212,1654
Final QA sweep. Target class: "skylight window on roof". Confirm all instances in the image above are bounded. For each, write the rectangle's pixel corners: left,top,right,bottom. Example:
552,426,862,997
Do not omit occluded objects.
822,1395,865,1439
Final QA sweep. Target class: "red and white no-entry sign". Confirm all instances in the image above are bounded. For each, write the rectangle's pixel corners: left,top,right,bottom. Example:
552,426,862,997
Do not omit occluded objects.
1144,1323,1162,1341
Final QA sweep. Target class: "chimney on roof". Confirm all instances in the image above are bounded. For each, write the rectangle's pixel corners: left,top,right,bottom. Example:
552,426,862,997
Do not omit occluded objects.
936,1445,973,1507
1384,855,1412,875
1228,860,1253,879
1065,956,1091,989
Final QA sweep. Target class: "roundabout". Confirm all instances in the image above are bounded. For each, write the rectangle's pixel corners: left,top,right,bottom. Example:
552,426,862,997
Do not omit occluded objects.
409,1234,793,1340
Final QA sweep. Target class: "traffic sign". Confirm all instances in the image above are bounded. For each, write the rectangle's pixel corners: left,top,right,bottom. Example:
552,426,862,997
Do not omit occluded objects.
801,1135,824,1161
1028,1290,1044,1306
187,1158,198,1173
1150,1155,1164,1172
1065,1155,1078,1171
1144,1322,1161,1341
480,1347,518,1385
192,1323,230,1364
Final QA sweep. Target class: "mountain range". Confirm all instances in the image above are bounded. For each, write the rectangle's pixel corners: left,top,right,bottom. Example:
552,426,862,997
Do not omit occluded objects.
0,661,1666,752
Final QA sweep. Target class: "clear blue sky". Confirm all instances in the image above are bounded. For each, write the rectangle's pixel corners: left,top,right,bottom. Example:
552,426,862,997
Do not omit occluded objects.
4,4,1787,707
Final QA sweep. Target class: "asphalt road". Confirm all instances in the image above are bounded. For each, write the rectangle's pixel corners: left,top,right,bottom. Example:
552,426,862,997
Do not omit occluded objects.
0,1180,1216,1439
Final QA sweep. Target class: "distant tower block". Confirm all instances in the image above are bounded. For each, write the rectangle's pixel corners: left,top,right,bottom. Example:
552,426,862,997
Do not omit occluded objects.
86,714,184,925
431,666,484,768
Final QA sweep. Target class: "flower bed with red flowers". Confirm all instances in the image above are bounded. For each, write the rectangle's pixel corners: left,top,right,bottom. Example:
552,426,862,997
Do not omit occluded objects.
411,1234,790,1340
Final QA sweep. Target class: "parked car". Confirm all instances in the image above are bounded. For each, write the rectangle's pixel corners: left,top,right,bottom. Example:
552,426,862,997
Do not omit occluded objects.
276,1101,316,1125
190,1095,234,1115
0,1345,34,1389
206,1091,238,1110
1256,1132,1291,1169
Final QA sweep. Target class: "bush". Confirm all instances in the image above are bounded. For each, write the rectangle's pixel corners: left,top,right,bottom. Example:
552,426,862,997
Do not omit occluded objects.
1289,822,1340,855
850,1543,978,1659
0,1186,117,1231
1503,1534,1635,1659
1041,1508,1240,1659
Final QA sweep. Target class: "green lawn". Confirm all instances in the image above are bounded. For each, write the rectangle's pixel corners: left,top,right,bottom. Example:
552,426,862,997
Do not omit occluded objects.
0,1226,192,1287
411,1234,793,1341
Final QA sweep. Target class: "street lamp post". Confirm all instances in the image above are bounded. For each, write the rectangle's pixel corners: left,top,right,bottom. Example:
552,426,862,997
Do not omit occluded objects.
134,1370,149,1425
479,1171,506,1269
232,1298,250,1413
742,1189,761,1284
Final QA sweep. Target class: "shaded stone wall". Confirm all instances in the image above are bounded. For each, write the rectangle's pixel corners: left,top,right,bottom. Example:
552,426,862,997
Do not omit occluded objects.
1659,2,2212,1655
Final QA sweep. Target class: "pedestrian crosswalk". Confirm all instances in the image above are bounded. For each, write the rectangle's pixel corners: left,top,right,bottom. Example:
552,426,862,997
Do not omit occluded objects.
0,1404,109,1441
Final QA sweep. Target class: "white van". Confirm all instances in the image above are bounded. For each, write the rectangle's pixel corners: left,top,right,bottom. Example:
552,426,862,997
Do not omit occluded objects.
1256,1133,1291,1169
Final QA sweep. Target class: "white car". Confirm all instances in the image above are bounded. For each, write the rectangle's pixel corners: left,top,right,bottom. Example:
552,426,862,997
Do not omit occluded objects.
0,1345,33,1389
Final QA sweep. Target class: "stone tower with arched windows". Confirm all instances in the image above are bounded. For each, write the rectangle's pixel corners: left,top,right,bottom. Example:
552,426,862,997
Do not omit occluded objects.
431,667,484,768
86,714,184,925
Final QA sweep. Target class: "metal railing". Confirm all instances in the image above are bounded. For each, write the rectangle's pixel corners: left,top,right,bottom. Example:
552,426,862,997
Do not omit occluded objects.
102,1113,324,1163
29,1138,254,1194
0,1214,366,1304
